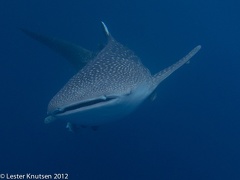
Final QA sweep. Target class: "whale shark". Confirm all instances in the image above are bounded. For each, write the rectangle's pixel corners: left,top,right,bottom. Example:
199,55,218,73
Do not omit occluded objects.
23,22,201,131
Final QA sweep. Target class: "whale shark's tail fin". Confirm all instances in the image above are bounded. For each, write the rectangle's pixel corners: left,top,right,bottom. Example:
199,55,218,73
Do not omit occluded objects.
21,28,95,70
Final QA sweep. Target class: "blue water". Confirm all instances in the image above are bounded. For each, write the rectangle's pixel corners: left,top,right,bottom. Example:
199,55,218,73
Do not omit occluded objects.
1,1,240,179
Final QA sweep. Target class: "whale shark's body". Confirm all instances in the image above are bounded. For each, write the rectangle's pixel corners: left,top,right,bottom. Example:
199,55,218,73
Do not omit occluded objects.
23,22,201,131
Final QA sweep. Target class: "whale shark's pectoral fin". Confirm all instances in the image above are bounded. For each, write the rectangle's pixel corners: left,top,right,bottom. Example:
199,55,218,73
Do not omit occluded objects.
21,29,95,70
153,45,201,88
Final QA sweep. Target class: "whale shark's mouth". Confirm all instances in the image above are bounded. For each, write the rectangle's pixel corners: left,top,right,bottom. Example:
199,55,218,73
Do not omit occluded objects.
52,96,117,115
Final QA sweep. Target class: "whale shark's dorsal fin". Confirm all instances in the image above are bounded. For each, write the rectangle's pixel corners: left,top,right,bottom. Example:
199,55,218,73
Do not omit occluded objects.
21,28,95,70
101,21,115,42
101,21,110,37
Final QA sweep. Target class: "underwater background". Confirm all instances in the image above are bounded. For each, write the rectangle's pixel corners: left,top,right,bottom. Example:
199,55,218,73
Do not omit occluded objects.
1,0,240,179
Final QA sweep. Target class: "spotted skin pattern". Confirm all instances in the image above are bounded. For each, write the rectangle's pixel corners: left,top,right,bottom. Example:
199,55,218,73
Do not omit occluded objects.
48,38,152,114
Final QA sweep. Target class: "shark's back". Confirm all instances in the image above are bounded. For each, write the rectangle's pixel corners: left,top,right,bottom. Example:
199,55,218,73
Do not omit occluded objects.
48,38,152,114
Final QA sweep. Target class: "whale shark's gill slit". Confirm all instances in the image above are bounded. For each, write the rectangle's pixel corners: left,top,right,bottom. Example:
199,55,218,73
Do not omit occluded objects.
55,97,117,115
